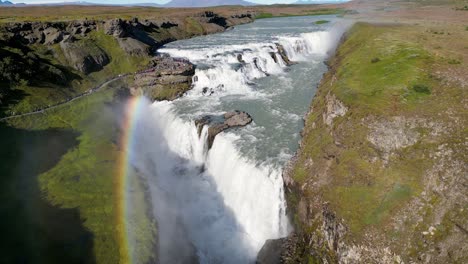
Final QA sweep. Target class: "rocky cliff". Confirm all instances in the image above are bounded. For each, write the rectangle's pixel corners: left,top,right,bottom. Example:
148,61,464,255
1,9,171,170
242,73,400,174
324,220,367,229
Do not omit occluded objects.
1,11,253,74
131,56,195,101
259,22,468,264
0,11,254,114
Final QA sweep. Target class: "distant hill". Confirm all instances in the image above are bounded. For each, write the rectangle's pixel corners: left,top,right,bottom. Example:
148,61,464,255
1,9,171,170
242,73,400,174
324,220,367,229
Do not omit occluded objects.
294,0,348,4
127,3,162,7
17,1,161,7
29,1,105,6
0,0,14,5
164,0,255,8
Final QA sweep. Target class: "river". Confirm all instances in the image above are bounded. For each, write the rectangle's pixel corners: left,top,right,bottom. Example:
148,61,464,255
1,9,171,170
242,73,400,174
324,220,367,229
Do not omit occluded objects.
129,15,346,264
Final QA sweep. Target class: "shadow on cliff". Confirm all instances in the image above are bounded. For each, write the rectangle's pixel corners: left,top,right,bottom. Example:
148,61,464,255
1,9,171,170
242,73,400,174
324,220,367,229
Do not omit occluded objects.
0,123,95,264
0,40,83,117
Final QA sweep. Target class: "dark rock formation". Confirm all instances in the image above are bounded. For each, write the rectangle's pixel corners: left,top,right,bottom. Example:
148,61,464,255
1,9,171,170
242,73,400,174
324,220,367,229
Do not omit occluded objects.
275,43,296,66
160,21,178,29
257,234,301,264
195,111,253,149
269,52,279,63
103,18,127,37
0,12,254,54
2,21,94,45
201,11,229,28
257,238,286,264
237,54,245,63
60,40,110,74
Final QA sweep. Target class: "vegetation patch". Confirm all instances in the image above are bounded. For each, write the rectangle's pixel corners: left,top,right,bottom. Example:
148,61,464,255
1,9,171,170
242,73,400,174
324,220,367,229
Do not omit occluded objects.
289,22,465,253
256,13,274,19
0,30,148,117
447,58,461,64
315,20,330,25
255,9,344,19
4,79,156,263
411,84,431,94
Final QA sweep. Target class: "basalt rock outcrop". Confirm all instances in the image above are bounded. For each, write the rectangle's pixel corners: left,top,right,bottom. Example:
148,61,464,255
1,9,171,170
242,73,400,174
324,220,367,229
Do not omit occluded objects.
131,56,195,100
3,21,96,45
60,40,110,74
195,111,253,149
275,43,296,66
0,12,254,76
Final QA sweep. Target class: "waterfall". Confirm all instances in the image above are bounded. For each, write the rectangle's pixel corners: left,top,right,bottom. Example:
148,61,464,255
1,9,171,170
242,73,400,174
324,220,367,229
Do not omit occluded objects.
130,100,288,263
160,30,339,97
129,21,349,263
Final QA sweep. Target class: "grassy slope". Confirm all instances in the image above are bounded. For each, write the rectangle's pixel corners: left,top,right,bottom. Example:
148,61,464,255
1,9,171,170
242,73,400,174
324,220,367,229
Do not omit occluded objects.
288,21,467,262
255,8,345,19
4,31,148,115
5,79,156,264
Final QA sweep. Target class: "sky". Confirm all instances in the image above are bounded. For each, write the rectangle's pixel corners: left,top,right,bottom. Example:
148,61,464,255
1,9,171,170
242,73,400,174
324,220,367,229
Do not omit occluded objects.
11,0,349,5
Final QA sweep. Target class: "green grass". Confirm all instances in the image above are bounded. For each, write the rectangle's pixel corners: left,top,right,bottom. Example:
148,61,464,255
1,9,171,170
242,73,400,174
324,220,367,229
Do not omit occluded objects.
289,22,466,247
255,12,274,19
0,124,95,264
5,79,155,264
332,24,433,114
447,58,462,64
255,9,345,19
3,30,148,117
412,83,431,94
315,20,330,25
185,17,204,35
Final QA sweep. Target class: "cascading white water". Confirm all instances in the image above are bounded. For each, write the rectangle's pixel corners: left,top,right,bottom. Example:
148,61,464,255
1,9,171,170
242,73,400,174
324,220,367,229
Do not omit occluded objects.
129,17,348,263
160,30,339,97
278,31,340,61
130,100,288,263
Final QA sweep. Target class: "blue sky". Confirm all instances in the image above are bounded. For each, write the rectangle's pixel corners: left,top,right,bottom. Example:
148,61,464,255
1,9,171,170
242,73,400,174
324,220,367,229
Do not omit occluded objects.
12,0,348,5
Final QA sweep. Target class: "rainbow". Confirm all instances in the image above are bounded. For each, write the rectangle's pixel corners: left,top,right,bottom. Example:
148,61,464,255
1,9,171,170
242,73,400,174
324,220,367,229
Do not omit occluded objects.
116,96,146,264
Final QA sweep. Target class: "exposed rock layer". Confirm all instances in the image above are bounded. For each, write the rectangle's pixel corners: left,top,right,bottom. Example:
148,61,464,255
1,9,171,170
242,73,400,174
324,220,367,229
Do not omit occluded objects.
0,12,254,74
131,56,195,101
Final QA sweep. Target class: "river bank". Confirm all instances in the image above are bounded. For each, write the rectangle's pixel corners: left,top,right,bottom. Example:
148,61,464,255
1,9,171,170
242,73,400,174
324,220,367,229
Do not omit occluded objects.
269,1,468,262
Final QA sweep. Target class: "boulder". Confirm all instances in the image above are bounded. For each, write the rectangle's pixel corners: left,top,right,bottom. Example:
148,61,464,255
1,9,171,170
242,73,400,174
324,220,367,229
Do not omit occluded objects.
275,43,295,66
224,111,252,127
195,111,253,149
43,28,63,45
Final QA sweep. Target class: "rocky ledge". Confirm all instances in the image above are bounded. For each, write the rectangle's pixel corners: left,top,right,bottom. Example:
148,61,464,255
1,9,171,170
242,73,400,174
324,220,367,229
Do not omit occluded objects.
195,111,253,149
131,56,195,101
